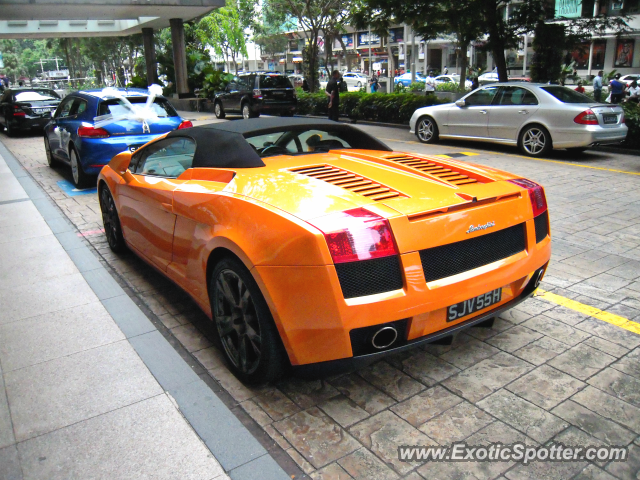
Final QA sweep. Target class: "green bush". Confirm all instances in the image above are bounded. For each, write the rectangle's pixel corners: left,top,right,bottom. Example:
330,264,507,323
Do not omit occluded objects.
295,91,447,124
621,101,640,148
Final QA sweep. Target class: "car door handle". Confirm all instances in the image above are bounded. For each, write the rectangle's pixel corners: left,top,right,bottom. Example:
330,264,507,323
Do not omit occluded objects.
160,202,173,213
479,110,487,114
518,110,529,114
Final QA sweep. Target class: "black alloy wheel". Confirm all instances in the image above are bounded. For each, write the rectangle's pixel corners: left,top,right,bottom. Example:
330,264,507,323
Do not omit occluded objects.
99,187,126,253
210,257,287,384
214,101,225,119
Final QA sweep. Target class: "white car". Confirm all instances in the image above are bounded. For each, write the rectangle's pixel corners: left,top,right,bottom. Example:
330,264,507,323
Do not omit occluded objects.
435,74,473,89
341,72,368,88
409,82,627,156
478,70,499,85
619,74,640,86
394,72,427,86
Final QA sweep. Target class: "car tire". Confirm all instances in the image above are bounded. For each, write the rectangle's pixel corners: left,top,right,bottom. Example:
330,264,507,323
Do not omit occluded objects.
214,101,226,119
210,256,288,384
356,81,362,88
5,119,14,137
70,147,93,189
242,103,254,120
519,125,552,157
415,116,439,144
44,136,57,167
566,147,588,154
99,186,126,253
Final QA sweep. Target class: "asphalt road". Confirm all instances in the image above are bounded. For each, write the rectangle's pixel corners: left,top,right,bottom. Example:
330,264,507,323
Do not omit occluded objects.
2,119,640,480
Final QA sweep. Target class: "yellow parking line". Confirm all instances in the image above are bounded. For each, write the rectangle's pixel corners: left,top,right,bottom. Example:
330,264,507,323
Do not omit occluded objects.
381,137,640,176
535,289,640,335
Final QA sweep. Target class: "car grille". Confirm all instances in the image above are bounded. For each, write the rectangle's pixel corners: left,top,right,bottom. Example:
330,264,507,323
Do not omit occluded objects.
335,256,404,299
420,223,526,283
291,165,407,201
382,154,482,185
534,211,549,244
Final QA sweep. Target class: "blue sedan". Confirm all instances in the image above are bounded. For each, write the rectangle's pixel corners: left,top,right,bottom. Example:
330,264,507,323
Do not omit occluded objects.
394,72,426,86
44,88,191,187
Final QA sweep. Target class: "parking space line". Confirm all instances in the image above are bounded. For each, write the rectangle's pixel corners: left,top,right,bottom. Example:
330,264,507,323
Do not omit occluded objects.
380,137,640,176
535,289,640,335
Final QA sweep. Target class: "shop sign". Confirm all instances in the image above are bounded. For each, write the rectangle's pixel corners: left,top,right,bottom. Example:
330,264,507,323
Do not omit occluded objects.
389,28,404,43
555,0,582,18
358,32,380,47
334,34,354,49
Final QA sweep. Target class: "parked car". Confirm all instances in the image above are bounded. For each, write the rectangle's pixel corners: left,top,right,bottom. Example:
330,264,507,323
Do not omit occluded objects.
214,73,297,120
98,117,551,383
394,72,427,86
508,76,532,83
478,70,499,85
0,88,61,136
288,74,305,88
43,88,191,188
410,83,627,156
342,72,369,88
435,74,473,89
619,74,640,86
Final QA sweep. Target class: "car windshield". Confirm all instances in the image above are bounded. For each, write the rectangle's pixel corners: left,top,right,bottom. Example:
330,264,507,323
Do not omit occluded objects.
540,86,593,103
245,127,389,158
98,97,178,117
14,90,60,102
259,75,292,88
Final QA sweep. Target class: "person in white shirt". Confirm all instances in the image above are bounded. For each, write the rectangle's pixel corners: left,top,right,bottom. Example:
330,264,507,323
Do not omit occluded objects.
627,80,640,98
424,71,436,96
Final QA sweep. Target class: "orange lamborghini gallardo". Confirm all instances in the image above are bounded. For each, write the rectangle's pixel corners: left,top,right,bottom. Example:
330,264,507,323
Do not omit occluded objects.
98,118,551,383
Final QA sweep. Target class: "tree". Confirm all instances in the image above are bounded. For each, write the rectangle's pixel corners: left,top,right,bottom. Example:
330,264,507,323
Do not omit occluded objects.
264,0,350,92
351,0,484,91
198,1,249,73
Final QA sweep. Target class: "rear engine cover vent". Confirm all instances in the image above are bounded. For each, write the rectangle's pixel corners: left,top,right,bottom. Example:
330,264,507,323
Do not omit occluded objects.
291,165,407,201
383,154,481,186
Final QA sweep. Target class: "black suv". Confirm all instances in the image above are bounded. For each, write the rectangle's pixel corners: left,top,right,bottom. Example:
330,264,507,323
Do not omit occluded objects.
214,74,297,119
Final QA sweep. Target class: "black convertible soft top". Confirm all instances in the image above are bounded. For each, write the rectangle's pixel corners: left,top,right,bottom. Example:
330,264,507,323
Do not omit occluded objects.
166,118,391,169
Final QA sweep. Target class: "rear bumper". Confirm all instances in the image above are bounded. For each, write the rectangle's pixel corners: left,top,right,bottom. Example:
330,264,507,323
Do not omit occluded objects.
552,125,628,148
292,266,544,378
8,116,51,131
253,217,551,368
251,101,297,114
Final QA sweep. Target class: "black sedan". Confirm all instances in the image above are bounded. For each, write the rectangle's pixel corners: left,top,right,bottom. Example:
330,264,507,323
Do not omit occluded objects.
0,88,61,136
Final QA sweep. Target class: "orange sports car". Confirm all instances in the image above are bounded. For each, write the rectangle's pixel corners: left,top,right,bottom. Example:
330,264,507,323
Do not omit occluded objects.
98,118,551,383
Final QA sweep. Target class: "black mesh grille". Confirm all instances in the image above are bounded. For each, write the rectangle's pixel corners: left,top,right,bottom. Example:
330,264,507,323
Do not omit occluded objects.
420,223,526,283
534,211,549,243
335,256,404,299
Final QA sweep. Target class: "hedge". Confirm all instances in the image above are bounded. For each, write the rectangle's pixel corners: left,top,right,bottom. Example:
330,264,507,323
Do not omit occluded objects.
295,91,449,124
621,101,640,148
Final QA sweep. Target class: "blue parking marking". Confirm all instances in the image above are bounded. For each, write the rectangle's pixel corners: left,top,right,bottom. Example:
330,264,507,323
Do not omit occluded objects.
57,180,97,197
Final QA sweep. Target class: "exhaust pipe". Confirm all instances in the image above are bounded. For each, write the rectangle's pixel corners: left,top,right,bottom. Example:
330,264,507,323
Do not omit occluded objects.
371,325,398,350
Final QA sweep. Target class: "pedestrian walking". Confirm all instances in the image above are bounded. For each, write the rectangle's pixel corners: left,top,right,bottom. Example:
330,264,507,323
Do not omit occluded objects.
609,73,625,104
471,76,479,91
326,70,341,121
424,71,436,96
593,70,603,102
574,81,585,94
301,79,310,92
443,66,449,74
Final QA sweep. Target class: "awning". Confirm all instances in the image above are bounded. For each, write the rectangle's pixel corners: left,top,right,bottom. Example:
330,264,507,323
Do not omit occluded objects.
292,57,303,63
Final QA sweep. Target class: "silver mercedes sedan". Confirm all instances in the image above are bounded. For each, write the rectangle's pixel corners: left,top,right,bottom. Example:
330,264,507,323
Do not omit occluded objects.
409,83,628,156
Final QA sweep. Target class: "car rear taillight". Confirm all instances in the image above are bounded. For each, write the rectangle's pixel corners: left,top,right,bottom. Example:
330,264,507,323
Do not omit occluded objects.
574,109,599,125
77,126,110,138
508,178,547,217
309,208,398,264
621,112,625,124
177,120,193,129
12,105,26,117
253,89,263,99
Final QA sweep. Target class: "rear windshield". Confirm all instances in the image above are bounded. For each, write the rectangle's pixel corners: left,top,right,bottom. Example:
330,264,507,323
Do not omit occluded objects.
14,90,60,102
541,86,593,103
98,97,178,117
259,75,293,89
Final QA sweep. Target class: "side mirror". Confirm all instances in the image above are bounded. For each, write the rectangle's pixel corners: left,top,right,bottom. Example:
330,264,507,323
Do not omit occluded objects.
110,151,132,175
455,99,466,107
49,111,54,118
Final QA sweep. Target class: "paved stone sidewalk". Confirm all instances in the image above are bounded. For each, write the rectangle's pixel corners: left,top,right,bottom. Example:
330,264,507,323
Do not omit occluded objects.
2,123,639,480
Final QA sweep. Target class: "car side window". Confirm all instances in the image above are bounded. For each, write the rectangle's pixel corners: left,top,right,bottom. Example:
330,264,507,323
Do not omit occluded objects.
497,87,538,106
54,97,76,118
135,137,196,178
70,99,88,116
464,87,499,106
226,82,237,92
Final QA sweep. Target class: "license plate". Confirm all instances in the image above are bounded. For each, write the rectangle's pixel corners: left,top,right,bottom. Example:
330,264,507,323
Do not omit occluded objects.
34,108,51,114
603,114,617,124
447,288,502,322
128,144,143,153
